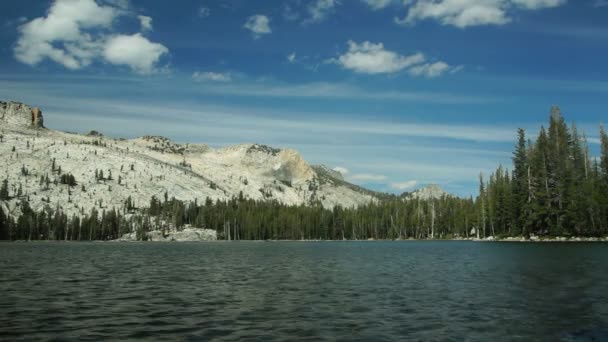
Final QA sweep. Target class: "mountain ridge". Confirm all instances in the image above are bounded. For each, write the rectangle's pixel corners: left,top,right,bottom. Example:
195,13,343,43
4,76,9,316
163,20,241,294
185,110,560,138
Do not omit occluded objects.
0,101,380,218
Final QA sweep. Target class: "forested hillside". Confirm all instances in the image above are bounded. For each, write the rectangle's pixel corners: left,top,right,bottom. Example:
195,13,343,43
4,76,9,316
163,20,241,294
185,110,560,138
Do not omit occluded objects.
1,107,607,241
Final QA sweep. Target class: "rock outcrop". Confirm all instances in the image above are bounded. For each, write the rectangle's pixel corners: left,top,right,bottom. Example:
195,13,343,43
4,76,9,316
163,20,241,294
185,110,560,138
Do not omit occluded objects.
313,165,345,181
407,184,449,200
119,227,218,241
0,101,44,129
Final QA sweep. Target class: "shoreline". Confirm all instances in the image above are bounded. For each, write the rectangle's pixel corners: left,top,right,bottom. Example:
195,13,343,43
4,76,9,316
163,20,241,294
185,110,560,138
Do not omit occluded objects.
3,236,608,243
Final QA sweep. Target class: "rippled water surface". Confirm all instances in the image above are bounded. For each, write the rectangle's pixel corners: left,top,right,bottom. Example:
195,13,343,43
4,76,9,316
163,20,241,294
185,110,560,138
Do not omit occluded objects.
1,241,607,341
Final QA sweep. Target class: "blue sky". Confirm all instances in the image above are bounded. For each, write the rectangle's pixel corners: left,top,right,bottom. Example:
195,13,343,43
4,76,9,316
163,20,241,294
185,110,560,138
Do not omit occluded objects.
1,0,608,196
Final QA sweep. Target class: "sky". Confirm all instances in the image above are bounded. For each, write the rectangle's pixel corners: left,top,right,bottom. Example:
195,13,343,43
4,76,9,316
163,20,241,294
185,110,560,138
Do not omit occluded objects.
1,0,608,197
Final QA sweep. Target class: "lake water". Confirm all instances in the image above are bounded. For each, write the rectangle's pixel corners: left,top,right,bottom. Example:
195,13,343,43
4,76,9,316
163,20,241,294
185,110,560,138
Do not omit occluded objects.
1,241,607,341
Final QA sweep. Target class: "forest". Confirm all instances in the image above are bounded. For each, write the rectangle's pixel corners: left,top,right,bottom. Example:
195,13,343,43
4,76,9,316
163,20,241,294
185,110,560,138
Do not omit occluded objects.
1,107,607,241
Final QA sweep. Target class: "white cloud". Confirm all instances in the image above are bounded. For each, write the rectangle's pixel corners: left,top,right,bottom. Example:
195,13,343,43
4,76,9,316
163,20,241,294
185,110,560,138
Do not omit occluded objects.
14,0,167,74
14,0,118,69
350,173,388,181
397,0,566,28
409,61,451,78
363,0,394,10
389,180,418,190
192,71,232,82
332,166,349,175
307,0,339,23
137,15,152,31
335,40,425,74
334,40,455,77
397,0,510,28
198,7,210,17
244,15,271,38
103,33,168,74
287,52,297,63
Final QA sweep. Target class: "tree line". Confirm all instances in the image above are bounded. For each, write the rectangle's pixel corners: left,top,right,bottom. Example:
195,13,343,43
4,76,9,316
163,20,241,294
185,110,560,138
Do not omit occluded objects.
479,107,608,238
1,107,607,240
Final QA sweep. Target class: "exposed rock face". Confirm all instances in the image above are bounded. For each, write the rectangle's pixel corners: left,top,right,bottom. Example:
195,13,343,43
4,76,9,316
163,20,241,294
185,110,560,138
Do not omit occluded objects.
31,107,44,128
407,184,449,200
313,165,344,181
0,101,44,129
275,149,316,184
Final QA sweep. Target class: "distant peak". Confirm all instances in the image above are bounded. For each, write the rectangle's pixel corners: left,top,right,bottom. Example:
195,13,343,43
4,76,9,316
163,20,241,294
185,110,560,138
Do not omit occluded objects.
407,184,449,200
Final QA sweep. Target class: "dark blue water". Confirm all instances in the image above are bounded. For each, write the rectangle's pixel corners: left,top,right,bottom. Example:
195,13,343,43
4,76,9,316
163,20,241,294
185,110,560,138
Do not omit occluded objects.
1,241,607,341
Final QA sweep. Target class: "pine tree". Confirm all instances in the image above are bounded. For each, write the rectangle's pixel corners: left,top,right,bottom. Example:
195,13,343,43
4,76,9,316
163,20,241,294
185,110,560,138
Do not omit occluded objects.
478,173,486,238
0,206,7,240
600,124,608,182
0,179,9,200
512,128,529,235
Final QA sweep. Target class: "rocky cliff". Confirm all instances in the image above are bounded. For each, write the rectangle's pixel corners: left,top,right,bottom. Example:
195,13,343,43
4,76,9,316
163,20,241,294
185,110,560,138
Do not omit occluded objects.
0,101,44,129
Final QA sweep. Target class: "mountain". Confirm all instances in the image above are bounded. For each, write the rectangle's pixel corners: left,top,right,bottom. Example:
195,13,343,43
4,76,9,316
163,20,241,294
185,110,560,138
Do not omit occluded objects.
0,101,377,219
406,184,449,200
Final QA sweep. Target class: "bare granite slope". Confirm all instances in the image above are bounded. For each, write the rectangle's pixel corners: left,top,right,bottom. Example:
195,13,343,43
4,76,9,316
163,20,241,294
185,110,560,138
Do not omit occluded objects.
0,101,376,219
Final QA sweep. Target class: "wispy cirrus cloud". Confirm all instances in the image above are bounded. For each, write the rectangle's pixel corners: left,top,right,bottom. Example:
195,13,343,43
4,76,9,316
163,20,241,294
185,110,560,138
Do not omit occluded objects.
362,0,395,10
389,180,418,190
191,81,497,104
192,71,232,82
306,0,339,23
350,174,388,181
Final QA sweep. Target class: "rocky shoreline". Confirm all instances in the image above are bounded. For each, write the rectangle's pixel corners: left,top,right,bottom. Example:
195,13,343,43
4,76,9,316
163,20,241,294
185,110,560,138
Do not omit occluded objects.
466,236,608,242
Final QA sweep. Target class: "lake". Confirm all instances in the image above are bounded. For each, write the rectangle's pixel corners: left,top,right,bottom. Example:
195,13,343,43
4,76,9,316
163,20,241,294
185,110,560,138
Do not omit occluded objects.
1,241,607,341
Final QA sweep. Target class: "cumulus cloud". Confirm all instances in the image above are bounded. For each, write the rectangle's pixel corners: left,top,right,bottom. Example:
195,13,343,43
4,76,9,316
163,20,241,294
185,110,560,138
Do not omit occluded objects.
389,180,418,190
137,15,152,31
351,173,388,181
103,33,168,74
244,15,271,38
332,166,349,175
14,0,168,74
397,0,566,28
333,40,454,77
192,71,232,82
335,40,424,74
307,0,339,23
